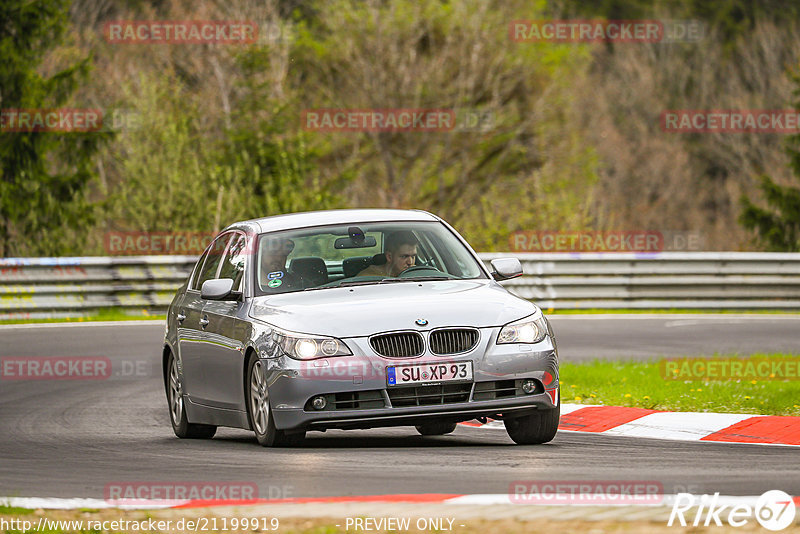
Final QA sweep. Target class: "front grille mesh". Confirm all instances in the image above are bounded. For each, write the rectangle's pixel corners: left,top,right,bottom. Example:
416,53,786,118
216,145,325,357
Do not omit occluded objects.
388,383,471,407
429,328,479,355
370,332,424,358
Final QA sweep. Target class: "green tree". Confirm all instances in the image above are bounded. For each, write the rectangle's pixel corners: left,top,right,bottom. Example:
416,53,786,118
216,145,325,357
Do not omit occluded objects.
103,65,341,241
221,45,344,221
103,73,224,236
739,69,800,252
0,0,105,256
290,0,597,251
555,0,800,43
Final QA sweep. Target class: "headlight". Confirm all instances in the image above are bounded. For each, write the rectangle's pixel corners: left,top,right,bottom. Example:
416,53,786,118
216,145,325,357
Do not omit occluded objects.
272,329,352,360
497,313,548,344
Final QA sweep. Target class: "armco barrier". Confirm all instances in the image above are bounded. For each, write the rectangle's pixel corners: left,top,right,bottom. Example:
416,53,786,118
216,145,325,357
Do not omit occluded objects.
482,252,800,310
0,256,197,320
1,253,799,319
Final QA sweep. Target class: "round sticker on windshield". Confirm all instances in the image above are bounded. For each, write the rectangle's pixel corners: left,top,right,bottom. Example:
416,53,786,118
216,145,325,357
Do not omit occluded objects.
267,279,282,288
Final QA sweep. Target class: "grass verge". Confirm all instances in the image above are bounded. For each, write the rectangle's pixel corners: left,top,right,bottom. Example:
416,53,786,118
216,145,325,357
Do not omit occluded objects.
0,308,165,325
0,505,34,515
560,353,800,416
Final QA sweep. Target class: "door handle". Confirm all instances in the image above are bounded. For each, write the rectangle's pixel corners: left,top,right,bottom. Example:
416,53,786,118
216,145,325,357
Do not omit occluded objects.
199,317,209,328
176,312,186,323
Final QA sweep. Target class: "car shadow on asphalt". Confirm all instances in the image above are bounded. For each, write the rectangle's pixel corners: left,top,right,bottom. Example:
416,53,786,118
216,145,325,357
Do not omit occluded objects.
193,427,521,448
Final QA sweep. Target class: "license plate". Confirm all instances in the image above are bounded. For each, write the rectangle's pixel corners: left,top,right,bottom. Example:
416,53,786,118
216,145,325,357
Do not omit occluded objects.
386,361,473,386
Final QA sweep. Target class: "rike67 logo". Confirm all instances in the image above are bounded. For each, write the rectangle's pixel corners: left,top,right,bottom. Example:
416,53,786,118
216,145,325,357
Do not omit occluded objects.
669,490,796,531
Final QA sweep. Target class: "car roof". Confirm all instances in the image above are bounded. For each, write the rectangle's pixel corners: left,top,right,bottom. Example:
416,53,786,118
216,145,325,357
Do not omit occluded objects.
226,209,441,234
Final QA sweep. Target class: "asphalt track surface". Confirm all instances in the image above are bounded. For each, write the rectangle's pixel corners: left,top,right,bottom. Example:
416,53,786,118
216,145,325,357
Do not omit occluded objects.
1,315,798,499
550,314,800,360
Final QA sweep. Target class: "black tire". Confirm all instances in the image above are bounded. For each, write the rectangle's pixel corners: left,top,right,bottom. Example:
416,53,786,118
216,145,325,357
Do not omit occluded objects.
504,405,560,445
415,422,458,436
246,356,305,447
166,352,217,439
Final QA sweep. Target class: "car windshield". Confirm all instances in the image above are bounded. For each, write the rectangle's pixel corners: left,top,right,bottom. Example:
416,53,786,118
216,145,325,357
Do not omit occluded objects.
253,221,487,295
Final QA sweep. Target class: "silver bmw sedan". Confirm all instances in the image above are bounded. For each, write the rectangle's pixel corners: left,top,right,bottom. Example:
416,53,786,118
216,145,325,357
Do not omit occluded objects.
163,209,560,446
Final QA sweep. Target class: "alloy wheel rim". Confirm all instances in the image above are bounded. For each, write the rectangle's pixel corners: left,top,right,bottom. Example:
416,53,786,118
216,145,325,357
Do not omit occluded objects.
250,360,269,434
169,357,183,424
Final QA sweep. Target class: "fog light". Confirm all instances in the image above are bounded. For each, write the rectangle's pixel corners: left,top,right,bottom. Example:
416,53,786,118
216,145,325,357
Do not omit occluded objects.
311,396,327,410
521,379,537,394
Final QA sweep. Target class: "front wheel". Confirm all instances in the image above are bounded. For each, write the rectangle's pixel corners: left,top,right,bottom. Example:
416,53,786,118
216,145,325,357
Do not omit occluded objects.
247,357,305,447
504,405,560,445
166,352,216,439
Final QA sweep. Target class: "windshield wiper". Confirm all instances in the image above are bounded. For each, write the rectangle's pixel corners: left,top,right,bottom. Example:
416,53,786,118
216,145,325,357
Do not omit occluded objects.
305,275,451,291
356,276,451,284
310,279,386,289
338,280,383,287
335,277,421,286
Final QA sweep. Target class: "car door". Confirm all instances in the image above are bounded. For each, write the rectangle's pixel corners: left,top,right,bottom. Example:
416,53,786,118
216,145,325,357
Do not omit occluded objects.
180,233,232,405
195,231,249,410
175,247,210,397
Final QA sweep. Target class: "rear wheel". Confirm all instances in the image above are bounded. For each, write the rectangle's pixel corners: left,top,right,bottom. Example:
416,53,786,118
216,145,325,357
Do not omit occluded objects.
166,352,216,439
415,422,458,436
504,405,560,445
247,357,305,447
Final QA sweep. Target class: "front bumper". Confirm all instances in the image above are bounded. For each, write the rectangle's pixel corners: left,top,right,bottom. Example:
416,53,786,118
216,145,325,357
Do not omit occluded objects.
274,389,557,430
262,327,559,431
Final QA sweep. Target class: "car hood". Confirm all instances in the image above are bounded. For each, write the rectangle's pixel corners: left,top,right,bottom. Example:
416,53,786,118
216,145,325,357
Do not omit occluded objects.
249,279,536,338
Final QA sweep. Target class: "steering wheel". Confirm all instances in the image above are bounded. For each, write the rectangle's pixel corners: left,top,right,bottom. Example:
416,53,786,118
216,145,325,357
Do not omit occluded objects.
399,264,441,276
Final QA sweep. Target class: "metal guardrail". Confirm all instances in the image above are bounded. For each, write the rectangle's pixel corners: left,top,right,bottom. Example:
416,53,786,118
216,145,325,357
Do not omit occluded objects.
0,256,197,320
1,253,800,320
483,252,800,310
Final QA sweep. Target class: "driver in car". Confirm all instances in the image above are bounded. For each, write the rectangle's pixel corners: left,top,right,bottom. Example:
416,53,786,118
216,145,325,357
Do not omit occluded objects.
358,230,418,277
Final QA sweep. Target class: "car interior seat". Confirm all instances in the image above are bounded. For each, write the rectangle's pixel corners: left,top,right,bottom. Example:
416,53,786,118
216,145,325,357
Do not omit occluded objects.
289,257,329,288
342,253,387,277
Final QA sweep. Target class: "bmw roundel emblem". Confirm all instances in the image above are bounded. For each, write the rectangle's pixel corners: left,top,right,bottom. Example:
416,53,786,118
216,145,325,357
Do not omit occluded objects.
415,318,428,326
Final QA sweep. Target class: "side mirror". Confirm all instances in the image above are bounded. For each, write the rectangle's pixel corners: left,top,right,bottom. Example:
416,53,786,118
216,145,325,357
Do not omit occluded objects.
490,257,523,281
201,278,239,301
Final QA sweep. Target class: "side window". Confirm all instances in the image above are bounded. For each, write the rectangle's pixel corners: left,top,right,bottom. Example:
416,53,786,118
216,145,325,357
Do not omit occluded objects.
196,233,232,288
189,249,210,291
217,233,247,292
